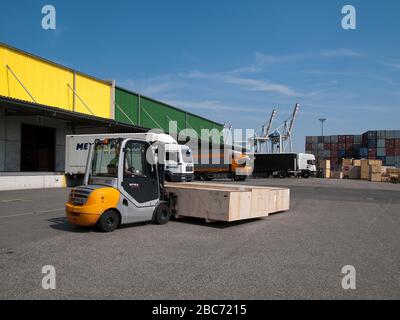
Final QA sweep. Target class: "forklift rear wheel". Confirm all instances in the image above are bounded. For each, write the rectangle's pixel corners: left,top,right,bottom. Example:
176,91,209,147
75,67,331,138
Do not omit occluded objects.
153,203,171,225
97,210,120,232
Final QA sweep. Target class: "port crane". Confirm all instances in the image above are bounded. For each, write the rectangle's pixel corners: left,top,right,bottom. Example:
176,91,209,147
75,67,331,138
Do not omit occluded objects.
251,103,300,154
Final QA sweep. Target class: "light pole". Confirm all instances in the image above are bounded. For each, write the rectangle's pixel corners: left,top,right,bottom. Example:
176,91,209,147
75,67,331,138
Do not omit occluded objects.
318,118,327,137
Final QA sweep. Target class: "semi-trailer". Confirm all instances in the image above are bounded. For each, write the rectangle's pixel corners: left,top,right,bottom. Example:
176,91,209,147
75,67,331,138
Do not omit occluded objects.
253,153,316,178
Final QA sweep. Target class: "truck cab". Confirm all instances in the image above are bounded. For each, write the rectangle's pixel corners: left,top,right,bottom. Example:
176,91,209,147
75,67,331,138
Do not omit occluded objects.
297,153,317,178
164,144,194,182
66,138,172,232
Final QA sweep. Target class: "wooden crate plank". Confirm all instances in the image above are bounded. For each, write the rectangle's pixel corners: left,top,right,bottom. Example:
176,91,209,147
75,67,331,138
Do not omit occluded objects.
165,182,290,222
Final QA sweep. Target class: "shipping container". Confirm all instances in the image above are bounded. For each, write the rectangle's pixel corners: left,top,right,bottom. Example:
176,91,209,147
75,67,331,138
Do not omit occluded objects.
377,139,386,148
306,136,312,144
331,135,338,143
330,143,338,151
395,140,400,148
377,130,386,139
318,136,324,143
362,132,368,145
386,130,396,139
338,143,346,150
323,136,331,143
354,135,362,144
359,147,368,158
368,131,377,139
345,135,354,144
386,139,395,148
338,135,346,143
322,150,331,158
338,150,346,158
324,143,331,150
386,148,395,156
386,156,396,166
377,148,386,157
368,148,377,157
395,131,400,139
368,139,377,148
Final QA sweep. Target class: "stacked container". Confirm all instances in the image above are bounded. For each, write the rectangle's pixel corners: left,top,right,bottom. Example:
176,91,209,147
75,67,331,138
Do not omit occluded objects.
305,130,400,167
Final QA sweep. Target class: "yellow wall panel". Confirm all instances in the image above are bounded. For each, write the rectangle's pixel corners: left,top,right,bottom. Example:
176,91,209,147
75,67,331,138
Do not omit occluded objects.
0,44,111,119
75,74,111,119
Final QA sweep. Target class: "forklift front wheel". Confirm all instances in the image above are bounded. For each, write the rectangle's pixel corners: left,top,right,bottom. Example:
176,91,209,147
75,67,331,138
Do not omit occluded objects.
97,210,120,232
152,203,171,225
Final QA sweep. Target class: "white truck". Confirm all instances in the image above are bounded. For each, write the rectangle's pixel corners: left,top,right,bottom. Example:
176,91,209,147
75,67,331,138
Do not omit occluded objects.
65,133,194,184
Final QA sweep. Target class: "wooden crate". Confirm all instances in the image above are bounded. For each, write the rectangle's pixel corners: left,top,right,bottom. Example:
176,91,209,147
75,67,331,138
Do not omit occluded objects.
361,159,383,180
330,171,343,179
369,172,382,182
342,158,353,167
369,164,382,173
165,182,290,222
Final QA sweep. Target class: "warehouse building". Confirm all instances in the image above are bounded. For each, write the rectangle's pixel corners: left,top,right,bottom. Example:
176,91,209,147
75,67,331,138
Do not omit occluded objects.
0,43,223,190
306,130,400,169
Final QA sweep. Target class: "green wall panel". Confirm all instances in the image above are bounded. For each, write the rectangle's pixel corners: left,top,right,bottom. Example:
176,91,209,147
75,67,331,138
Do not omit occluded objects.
140,97,186,133
115,88,138,125
115,87,223,139
187,114,224,143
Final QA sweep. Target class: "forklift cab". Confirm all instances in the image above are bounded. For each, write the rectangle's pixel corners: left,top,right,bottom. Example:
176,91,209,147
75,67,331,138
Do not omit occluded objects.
66,138,171,232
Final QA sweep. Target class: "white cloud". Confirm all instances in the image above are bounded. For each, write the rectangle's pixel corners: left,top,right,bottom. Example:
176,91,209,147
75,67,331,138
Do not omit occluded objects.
255,48,363,65
224,77,298,96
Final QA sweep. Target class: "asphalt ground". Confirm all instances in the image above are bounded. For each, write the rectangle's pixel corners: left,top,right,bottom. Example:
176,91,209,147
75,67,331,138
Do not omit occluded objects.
0,178,399,299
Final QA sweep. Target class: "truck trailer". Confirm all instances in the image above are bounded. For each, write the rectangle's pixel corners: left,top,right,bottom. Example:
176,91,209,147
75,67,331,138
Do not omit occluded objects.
65,133,194,183
253,153,316,178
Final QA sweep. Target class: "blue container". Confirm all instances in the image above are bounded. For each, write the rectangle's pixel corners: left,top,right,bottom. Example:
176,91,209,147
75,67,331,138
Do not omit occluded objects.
359,147,368,158
338,149,346,158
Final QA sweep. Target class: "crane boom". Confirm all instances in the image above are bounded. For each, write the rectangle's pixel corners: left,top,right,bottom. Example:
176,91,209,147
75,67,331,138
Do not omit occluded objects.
287,103,299,136
264,109,277,137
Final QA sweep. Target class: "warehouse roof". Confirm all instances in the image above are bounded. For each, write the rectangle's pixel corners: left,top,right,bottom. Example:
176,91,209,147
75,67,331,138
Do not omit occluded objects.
0,95,148,133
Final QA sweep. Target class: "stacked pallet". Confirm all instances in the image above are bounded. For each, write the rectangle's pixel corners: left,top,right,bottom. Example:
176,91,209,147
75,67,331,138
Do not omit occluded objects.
166,182,290,222
319,159,331,178
360,159,382,181
382,167,400,183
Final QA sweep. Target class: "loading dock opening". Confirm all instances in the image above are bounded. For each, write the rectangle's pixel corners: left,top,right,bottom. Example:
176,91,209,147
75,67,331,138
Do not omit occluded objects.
21,124,55,172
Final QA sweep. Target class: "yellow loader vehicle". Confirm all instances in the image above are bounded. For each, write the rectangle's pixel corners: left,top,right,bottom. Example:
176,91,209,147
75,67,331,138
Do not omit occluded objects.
66,137,173,232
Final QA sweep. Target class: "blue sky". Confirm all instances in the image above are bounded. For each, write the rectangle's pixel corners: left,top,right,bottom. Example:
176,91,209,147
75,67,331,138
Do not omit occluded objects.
1,0,400,151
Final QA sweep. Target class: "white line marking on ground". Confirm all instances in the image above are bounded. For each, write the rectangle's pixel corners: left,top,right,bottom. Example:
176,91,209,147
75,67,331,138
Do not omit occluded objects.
0,199,32,203
0,208,64,219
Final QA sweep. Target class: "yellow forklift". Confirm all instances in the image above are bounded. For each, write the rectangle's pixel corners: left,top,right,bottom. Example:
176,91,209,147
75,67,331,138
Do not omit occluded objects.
66,137,172,232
